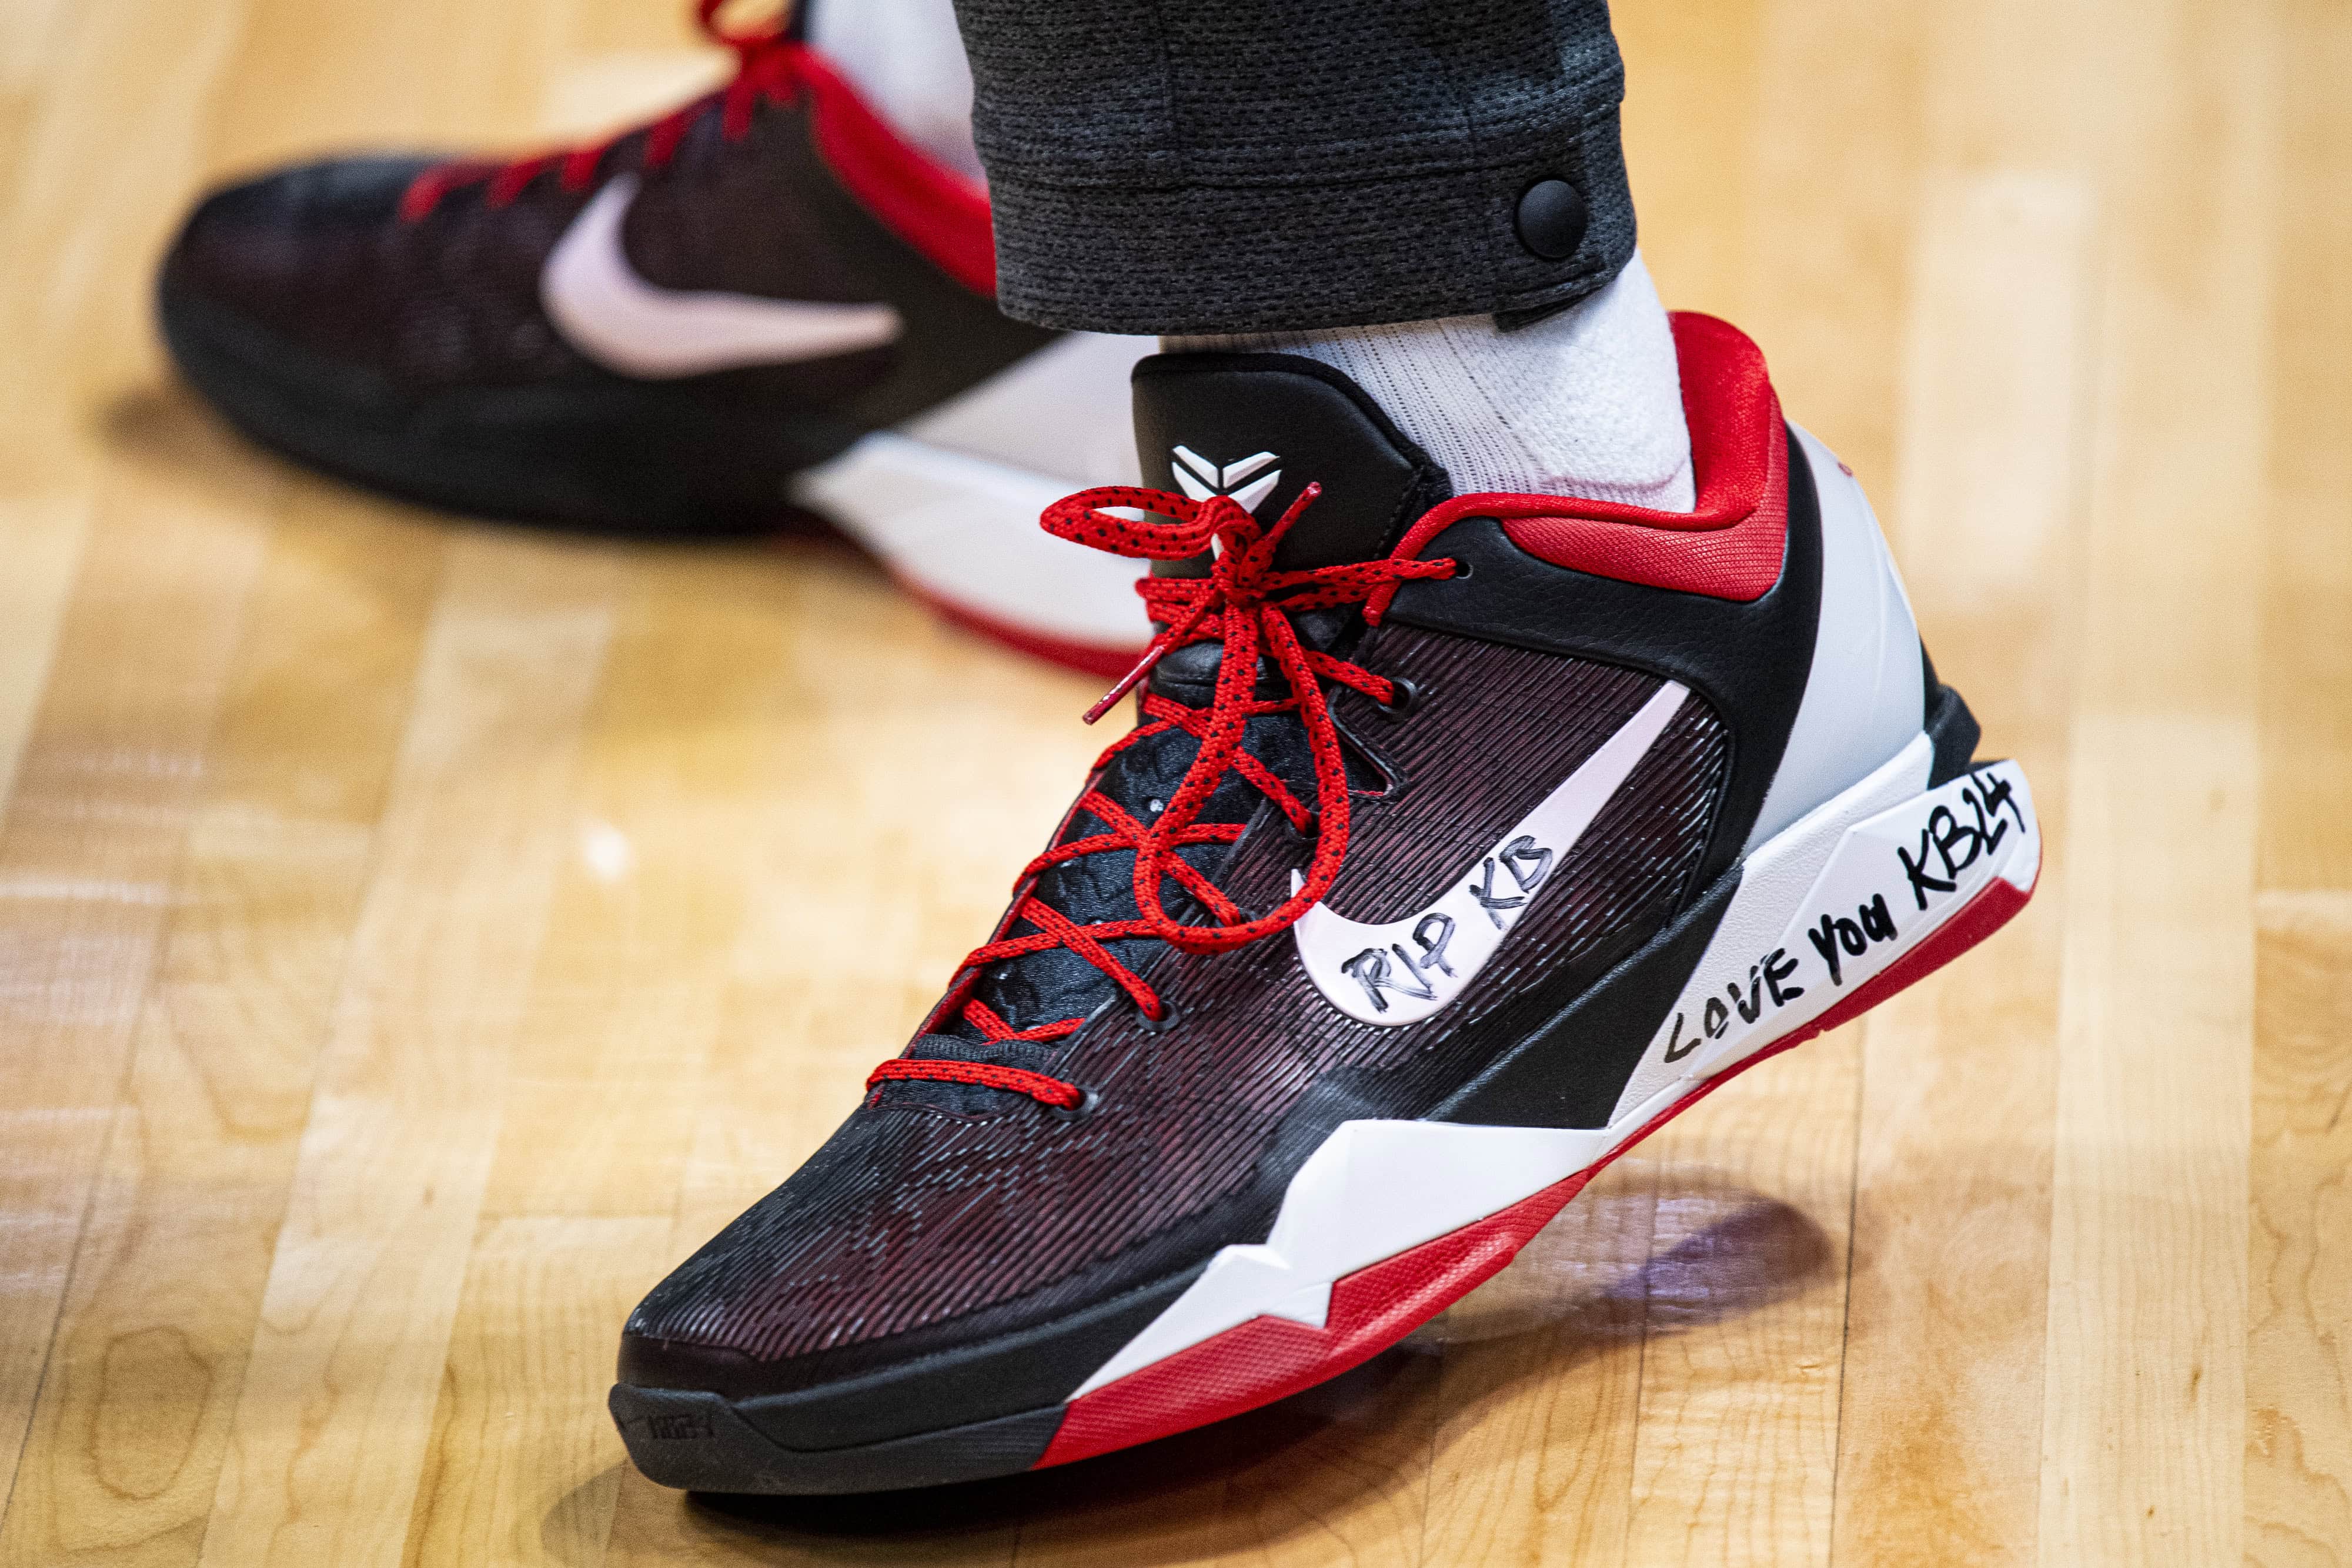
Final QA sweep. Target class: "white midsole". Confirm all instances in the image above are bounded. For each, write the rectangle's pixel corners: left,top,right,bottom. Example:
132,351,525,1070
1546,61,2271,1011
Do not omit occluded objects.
1067,738,2041,1399
789,433,1153,651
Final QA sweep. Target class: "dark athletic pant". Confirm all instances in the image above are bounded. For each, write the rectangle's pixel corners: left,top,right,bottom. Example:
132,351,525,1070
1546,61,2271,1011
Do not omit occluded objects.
945,0,1634,336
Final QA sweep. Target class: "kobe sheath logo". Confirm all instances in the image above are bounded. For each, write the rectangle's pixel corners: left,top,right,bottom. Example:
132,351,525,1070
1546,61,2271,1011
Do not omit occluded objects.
1171,446,1282,514
1292,682,1690,1027
540,175,903,379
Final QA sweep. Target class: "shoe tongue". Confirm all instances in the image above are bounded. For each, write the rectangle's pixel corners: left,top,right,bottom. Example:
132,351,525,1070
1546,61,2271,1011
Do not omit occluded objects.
902,355,1438,1079
1130,352,1452,571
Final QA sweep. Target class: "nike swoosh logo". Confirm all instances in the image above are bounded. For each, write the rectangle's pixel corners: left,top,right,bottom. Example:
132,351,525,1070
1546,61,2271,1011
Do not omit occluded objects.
540,175,903,379
1293,681,1689,1027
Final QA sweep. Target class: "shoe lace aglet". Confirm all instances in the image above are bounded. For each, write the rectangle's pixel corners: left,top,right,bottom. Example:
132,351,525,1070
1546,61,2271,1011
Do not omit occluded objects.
1083,638,1169,726
1081,594,1212,725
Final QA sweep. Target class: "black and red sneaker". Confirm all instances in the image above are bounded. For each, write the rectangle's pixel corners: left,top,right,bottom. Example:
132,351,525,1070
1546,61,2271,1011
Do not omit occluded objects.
610,313,2042,1493
155,0,1150,673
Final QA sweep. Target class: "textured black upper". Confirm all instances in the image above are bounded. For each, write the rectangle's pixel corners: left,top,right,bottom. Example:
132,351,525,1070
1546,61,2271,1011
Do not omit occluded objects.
629,628,1728,1376
159,88,1048,421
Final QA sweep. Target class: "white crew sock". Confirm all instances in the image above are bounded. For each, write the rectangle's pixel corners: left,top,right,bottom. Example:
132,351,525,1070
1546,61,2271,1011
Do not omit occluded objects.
1169,252,1696,513
804,0,985,182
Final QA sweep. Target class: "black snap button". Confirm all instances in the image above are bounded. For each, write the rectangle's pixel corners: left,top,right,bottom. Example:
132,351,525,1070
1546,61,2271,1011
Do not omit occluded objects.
1515,178,1588,261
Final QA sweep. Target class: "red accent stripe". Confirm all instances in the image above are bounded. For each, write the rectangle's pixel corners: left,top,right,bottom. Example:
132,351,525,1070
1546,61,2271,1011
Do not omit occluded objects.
900,580,1146,678
797,49,998,297
1387,313,1790,603
1035,864,2037,1470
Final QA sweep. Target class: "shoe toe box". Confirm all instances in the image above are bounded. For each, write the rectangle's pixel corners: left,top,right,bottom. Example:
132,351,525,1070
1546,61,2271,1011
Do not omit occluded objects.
161,155,575,392
164,156,433,322
613,1097,1218,1454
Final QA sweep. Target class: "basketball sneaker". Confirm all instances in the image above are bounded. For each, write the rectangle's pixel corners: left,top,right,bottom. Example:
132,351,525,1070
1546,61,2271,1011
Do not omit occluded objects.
610,313,2042,1492
155,0,1150,672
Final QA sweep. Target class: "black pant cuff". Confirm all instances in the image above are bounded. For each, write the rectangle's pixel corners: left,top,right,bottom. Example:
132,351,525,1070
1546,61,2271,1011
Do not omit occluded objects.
983,104,1635,335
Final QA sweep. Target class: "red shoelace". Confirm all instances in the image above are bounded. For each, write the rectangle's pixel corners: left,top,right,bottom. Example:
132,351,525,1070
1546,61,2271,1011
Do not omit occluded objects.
399,0,809,220
866,483,1458,1112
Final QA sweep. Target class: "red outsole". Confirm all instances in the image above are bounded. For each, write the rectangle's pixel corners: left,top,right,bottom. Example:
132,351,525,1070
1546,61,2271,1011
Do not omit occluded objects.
1037,862,2040,1470
904,580,1143,679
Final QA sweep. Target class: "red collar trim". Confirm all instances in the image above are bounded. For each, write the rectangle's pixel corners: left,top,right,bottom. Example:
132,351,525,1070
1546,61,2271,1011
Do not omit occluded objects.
1389,313,1790,602
799,48,998,297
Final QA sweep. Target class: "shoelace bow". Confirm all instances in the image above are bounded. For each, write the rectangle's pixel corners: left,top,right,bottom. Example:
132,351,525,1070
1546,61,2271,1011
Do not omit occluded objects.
867,483,1457,1111
399,0,807,220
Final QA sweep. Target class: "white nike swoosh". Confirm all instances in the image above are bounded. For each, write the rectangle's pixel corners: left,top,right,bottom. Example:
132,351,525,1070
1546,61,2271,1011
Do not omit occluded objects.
540,175,903,379
1292,681,1689,1027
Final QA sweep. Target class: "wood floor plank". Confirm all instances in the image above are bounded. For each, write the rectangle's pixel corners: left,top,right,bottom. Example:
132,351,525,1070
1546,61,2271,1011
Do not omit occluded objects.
1826,169,2093,1567
1414,1158,1657,1568
2246,897,2352,1568
404,549,826,1567
473,551,801,1225
2259,0,2352,899
0,495,92,817
1612,0,1766,317
568,0,700,58
0,501,443,1568
399,1216,670,1568
0,0,268,1530
0,453,275,1524
1735,0,1932,485
193,535,623,1568
203,0,560,172
542,49,724,143
2250,8,2352,1560
2037,4,2274,1560
0,0,248,490
1619,1045,1857,1568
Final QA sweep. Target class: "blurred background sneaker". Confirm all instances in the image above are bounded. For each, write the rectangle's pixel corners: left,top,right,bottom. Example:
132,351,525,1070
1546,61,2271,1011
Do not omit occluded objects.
155,0,1152,673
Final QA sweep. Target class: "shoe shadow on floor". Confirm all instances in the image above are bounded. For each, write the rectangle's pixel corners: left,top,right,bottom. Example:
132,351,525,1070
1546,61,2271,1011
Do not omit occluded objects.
99,383,305,511
578,1169,1832,1564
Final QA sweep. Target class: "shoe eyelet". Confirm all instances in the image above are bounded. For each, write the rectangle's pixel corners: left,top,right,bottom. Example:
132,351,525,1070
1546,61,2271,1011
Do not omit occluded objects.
1046,1086,1101,1123
1281,808,1320,843
1446,558,1474,582
1376,677,1424,721
1133,999,1184,1034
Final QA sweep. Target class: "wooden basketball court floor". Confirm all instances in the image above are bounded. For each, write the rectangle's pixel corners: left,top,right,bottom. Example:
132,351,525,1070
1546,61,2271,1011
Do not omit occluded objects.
1,1,2347,1563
